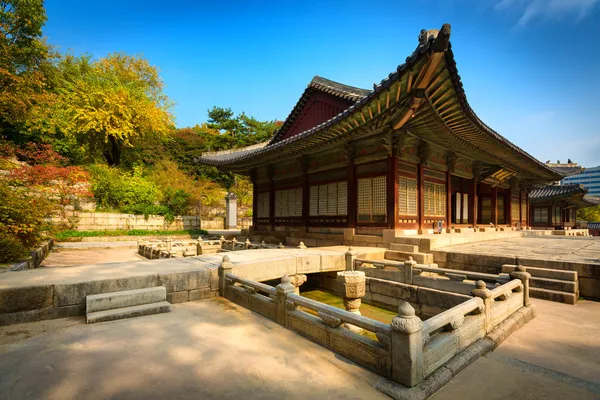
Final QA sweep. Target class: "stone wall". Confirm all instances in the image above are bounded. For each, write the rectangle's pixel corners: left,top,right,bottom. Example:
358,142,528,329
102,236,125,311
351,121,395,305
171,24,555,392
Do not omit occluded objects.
9,239,54,271
0,267,218,326
49,212,253,231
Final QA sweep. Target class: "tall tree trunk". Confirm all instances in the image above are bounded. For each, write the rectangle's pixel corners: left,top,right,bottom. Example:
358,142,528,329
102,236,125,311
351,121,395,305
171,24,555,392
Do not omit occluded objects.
103,135,121,166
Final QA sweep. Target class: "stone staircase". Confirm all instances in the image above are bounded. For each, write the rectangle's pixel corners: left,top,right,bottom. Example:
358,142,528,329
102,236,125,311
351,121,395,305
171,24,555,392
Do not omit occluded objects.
86,287,171,324
385,243,434,264
501,265,579,305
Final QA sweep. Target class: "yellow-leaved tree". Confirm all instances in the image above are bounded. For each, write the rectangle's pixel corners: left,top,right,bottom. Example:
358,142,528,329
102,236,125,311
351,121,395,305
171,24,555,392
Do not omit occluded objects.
29,53,174,165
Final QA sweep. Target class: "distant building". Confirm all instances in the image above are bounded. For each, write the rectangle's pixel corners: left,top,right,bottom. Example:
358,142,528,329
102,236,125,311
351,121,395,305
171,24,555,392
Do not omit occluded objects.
561,165,600,197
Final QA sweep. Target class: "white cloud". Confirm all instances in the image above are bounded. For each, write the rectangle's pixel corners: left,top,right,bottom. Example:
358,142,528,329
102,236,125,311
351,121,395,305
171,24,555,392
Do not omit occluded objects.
493,0,599,25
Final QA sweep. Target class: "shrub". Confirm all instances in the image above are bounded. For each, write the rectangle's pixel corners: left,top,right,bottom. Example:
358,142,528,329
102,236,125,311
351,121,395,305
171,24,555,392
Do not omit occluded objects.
0,181,54,248
0,233,28,264
89,164,160,211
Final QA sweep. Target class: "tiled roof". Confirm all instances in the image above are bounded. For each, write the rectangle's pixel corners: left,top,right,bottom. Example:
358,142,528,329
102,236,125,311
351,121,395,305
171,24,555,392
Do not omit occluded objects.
583,196,600,206
196,24,560,182
588,222,600,229
268,76,370,144
549,165,584,177
529,184,587,201
308,76,371,101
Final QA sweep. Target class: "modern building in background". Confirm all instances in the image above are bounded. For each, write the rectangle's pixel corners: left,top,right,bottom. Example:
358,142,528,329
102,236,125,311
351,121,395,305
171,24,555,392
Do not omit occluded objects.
561,166,600,197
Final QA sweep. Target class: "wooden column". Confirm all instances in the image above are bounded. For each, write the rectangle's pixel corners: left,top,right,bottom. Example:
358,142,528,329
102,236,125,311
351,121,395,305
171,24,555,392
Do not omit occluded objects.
518,190,522,228
470,179,478,228
302,167,309,230
491,186,498,226
507,188,512,227
268,167,275,231
347,159,357,228
418,164,425,232
251,175,258,228
525,192,530,228
446,171,452,230
547,205,553,227
387,156,399,229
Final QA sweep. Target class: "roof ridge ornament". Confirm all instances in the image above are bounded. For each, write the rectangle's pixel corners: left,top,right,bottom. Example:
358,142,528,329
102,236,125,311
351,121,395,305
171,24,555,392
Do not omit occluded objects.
418,24,451,52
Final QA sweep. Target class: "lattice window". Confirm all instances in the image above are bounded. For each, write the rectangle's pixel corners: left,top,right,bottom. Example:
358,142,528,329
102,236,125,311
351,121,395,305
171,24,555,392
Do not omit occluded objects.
533,207,548,224
398,176,418,216
256,192,270,218
357,176,387,223
274,188,302,217
309,181,348,216
521,192,527,221
424,181,446,217
511,197,520,221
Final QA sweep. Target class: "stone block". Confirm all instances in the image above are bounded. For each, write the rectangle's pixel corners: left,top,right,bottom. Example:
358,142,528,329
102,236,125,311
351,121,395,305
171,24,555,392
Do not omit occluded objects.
529,287,577,304
369,278,418,302
0,285,54,313
501,264,577,281
371,292,400,307
417,287,470,309
0,304,84,326
158,270,211,292
167,291,189,304
209,267,219,291
389,243,420,252
296,253,325,274
54,275,159,307
385,251,433,264
530,277,578,293
189,287,214,301
578,277,600,299
86,287,166,313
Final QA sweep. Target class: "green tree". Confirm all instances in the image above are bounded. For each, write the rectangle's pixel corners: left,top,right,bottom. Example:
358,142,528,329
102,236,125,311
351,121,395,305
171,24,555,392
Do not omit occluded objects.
30,53,175,166
578,205,600,222
0,0,52,134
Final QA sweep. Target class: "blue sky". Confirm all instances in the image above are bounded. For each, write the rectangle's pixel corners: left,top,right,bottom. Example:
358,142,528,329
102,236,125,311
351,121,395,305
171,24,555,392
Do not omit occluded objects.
43,0,600,167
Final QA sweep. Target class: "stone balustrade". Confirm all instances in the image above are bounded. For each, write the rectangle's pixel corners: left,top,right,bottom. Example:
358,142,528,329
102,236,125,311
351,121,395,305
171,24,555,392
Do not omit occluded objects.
353,256,511,295
218,255,534,389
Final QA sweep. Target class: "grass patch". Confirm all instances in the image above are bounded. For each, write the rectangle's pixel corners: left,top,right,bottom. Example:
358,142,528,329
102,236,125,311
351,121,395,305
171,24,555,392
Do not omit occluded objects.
54,229,209,241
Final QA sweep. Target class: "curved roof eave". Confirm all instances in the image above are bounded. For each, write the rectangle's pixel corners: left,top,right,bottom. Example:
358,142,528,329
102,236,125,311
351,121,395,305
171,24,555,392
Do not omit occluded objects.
197,24,561,183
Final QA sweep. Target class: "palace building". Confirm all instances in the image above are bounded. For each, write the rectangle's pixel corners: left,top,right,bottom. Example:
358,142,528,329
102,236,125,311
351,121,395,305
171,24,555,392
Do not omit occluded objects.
197,24,564,245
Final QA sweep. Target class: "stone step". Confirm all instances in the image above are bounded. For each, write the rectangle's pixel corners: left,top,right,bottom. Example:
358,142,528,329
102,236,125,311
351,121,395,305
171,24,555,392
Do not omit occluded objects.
86,287,166,313
86,301,171,324
389,243,420,253
530,277,578,294
529,287,577,305
385,250,433,265
501,265,577,282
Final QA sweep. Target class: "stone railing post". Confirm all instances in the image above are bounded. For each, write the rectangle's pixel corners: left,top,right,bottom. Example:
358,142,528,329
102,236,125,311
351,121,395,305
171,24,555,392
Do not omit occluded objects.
289,274,307,295
219,235,225,249
245,238,251,249
403,256,417,284
345,247,356,271
276,275,295,326
510,266,532,307
297,241,307,249
472,280,493,333
390,301,424,387
218,255,233,298
278,242,285,249
337,271,366,332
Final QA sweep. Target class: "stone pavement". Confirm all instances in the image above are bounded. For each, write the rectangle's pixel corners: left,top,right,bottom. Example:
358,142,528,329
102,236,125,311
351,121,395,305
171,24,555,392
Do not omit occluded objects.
437,236,600,265
0,298,388,400
41,248,144,268
433,298,600,399
0,296,598,399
